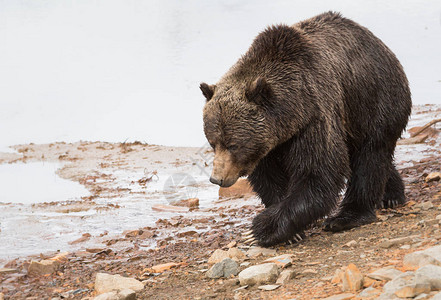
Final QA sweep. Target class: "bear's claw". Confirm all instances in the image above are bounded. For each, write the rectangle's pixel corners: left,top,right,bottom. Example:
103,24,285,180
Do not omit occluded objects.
242,229,304,246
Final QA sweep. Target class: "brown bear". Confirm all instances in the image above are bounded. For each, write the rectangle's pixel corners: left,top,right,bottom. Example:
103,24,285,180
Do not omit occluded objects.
200,11,411,247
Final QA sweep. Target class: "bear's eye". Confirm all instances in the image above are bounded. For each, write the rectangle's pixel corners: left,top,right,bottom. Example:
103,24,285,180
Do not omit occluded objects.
228,145,239,152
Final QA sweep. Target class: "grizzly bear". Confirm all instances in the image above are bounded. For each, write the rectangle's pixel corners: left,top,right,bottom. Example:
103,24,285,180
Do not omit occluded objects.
200,12,411,247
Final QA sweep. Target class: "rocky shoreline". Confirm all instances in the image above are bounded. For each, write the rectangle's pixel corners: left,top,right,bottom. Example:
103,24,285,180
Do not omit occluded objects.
0,105,440,299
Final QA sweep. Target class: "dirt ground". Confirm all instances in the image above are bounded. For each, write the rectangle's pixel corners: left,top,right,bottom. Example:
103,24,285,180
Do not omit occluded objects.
0,106,441,299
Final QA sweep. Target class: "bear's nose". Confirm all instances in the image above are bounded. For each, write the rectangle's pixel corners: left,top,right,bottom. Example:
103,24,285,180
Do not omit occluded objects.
209,177,223,186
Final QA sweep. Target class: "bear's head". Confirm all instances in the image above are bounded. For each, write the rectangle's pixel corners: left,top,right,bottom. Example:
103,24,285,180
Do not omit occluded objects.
200,77,278,187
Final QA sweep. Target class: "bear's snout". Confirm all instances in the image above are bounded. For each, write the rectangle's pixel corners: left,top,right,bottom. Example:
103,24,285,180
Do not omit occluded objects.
210,149,241,187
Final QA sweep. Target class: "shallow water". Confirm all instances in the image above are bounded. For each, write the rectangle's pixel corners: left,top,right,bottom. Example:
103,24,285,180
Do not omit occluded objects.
0,0,440,150
0,163,233,263
0,162,89,204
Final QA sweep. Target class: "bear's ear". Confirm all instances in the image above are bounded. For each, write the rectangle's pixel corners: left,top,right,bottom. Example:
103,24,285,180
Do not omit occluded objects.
200,83,216,102
245,77,273,106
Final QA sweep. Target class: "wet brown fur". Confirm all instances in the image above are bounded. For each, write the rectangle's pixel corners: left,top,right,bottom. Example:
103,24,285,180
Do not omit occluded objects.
200,12,412,246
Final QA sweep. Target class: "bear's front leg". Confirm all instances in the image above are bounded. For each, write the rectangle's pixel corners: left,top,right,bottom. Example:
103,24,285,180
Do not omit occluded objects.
246,164,347,247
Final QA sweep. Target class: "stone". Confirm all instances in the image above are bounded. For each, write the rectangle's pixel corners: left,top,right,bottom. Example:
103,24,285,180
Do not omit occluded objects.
302,269,318,275
380,236,416,248
172,198,199,208
332,268,344,284
417,201,434,211
415,264,441,290
69,233,91,244
433,291,441,300
321,293,355,300
218,178,255,198
0,292,3,300
0,267,18,274
363,277,378,288
227,248,246,261
238,263,279,286
342,264,363,292
246,247,276,258
383,271,431,298
276,269,296,284
28,259,59,275
258,284,280,291
206,258,239,279
344,240,357,248
94,273,144,294
367,266,403,281
263,254,293,268
426,172,441,183
93,289,136,300
404,245,441,268
151,204,189,213
358,287,381,298
148,262,179,273
50,252,69,262
208,249,230,264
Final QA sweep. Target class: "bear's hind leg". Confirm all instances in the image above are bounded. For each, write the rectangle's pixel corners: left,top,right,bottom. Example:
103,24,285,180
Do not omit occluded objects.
381,165,406,209
324,146,391,232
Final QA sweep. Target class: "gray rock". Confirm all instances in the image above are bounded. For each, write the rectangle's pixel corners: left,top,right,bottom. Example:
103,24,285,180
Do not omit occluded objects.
415,264,441,290
404,245,441,268
206,258,239,279
93,289,136,300
383,271,431,298
238,263,279,286
367,266,403,281
95,273,144,295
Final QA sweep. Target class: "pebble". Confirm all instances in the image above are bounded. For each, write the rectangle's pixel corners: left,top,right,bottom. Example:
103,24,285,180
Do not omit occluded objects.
342,264,363,292
302,269,318,275
344,240,357,248
367,266,403,281
28,259,59,275
382,271,431,298
263,254,293,268
417,201,434,211
94,273,144,295
276,269,296,284
258,284,280,291
321,293,355,300
206,258,239,279
148,262,179,273
246,247,277,258
404,245,441,268
379,236,416,248
238,263,279,286
415,264,441,290
425,172,441,183
93,289,136,300
0,292,3,300
240,262,251,267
